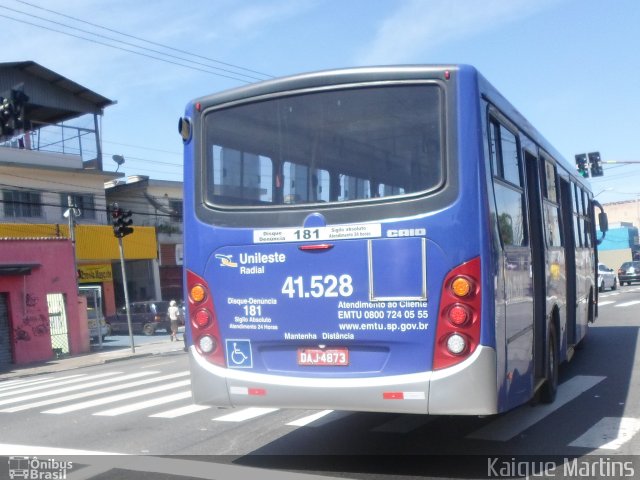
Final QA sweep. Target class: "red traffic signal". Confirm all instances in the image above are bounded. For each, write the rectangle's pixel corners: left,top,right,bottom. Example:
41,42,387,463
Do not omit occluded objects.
110,204,134,238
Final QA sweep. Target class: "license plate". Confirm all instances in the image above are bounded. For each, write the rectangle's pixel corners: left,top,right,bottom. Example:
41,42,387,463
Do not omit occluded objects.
297,348,349,366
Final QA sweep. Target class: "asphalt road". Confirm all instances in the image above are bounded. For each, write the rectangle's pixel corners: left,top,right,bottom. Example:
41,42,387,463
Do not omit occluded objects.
1,286,640,479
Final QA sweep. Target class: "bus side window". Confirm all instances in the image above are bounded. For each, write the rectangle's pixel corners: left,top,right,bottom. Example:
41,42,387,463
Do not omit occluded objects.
489,118,527,247
572,183,583,248
541,157,562,247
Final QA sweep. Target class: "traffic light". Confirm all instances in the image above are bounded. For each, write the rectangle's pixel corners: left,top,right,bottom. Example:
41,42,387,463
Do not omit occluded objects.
0,84,29,138
575,154,589,178
588,151,603,177
111,204,134,238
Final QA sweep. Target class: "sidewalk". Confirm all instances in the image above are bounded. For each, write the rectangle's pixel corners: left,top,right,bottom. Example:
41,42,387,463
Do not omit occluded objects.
0,337,187,381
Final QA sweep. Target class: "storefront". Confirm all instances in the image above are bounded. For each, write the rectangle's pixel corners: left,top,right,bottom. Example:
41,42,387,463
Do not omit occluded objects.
0,225,158,367
0,238,86,368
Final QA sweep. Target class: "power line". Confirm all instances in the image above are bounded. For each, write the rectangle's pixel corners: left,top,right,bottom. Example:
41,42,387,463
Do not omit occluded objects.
0,196,177,219
14,0,272,80
0,3,267,83
0,10,259,84
0,174,184,214
103,139,181,156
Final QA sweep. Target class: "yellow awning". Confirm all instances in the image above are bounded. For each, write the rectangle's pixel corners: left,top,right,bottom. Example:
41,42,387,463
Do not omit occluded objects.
0,224,157,260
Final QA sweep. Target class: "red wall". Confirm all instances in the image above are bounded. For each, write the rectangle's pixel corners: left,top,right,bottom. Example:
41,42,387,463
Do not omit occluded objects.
0,239,88,365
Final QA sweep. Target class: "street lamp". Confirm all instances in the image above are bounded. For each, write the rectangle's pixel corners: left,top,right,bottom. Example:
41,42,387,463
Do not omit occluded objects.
594,187,613,198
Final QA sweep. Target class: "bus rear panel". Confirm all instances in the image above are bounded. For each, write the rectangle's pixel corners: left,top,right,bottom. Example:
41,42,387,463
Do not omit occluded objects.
183,66,502,415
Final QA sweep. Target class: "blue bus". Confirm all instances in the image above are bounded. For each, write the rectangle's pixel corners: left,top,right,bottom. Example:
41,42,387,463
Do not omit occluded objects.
179,65,608,415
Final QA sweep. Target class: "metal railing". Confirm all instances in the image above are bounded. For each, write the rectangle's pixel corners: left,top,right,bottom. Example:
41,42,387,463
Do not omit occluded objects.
0,120,98,163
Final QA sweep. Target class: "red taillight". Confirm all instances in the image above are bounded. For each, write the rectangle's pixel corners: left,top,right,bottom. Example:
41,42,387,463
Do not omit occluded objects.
433,257,481,370
193,309,211,328
187,269,225,367
447,304,471,326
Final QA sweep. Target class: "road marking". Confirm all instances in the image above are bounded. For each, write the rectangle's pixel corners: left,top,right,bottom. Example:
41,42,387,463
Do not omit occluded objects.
94,391,192,416
0,372,120,400
150,404,211,418
466,375,606,441
286,410,334,427
213,407,278,422
42,379,190,414
0,374,86,391
371,414,435,433
0,442,120,456
0,371,190,413
569,417,640,450
597,301,615,306
614,300,640,308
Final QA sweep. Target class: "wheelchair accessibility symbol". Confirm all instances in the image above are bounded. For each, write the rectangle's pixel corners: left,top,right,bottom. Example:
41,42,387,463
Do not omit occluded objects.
226,339,253,368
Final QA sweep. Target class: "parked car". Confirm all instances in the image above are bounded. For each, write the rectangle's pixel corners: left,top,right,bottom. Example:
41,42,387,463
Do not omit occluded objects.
105,301,171,336
618,261,640,286
597,263,617,292
87,307,110,342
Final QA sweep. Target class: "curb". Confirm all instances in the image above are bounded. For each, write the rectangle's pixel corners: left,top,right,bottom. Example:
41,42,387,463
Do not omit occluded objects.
0,345,187,381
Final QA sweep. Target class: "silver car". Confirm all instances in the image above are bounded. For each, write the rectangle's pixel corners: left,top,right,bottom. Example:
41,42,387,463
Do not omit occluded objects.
598,263,617,291
88,308,110,342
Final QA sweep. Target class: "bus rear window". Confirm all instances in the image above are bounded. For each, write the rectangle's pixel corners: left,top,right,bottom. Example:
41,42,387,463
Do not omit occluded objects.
204,84,444,207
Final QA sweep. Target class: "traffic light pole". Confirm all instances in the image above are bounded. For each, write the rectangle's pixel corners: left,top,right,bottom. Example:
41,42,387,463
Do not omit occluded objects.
117,236,135,353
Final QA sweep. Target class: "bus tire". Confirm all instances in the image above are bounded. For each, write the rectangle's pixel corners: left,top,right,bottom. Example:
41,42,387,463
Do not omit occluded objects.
539,323,558,403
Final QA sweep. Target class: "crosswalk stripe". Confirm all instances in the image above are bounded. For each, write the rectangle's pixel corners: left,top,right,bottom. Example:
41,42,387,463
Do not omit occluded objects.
0,372,130,406
0,372,119,400
150,404,211,419
94,391,192,416
569,417,640,450
0,371,189,413
286,410,334,427
43,379,191,414
597,301,615,306
0,374,86,391
466,375,605,441
614,300,640,308
213,407,278,422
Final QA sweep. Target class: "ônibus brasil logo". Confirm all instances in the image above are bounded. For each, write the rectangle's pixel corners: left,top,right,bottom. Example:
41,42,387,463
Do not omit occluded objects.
8,456,73,479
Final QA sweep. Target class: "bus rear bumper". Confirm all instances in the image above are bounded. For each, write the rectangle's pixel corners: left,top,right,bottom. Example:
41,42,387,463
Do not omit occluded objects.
188,345,498,415
428,345,498,415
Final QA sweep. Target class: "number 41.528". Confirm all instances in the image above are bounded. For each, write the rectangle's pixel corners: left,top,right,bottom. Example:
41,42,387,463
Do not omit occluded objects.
281,274,354,298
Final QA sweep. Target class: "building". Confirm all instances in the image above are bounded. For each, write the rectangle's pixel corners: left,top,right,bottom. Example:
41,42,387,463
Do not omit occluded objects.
0,238,86,370
597,223,640,268
105,175,183,303
0,61,158,367
602,199,640,228
599,200,640,267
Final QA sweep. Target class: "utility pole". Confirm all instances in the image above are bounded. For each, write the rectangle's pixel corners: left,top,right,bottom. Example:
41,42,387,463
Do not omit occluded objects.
117,234,135,353
66,195,79,280
111,203,135,353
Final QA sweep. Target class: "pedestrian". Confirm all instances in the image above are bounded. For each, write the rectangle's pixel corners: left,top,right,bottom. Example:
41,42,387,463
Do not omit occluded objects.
168,300,180,341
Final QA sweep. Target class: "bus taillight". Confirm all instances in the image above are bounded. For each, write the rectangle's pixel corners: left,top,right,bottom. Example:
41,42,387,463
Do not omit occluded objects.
187,270,225,366
433,257,481,370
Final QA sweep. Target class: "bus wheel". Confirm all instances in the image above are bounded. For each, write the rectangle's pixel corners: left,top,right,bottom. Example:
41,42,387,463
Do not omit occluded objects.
143,323,156,336
539,323,558,403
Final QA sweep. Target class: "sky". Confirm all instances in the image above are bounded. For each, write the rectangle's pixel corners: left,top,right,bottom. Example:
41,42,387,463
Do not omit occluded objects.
1,0,639,205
